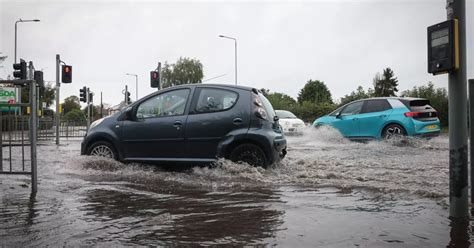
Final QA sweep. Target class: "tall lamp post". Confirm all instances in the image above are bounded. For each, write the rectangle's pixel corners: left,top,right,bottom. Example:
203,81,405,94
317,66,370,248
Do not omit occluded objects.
15,19,40,62
125,73,138,101
218,35,237,85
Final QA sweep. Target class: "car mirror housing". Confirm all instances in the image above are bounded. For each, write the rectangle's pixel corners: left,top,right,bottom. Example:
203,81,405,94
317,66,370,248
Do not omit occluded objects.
274,116,279,122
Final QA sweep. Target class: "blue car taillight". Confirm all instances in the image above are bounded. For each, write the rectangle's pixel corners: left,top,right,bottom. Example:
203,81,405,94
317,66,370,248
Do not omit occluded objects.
253,94,268,120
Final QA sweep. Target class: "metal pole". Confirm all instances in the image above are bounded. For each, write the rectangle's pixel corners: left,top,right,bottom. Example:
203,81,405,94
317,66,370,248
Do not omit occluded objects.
158,62,162,91
55,54,60,145
135,75,138,101
469,79,474,207
29,62,37,195
234,39,237,85
14,21,18,63
125,85,128,105
100,91,103,118
86,88,90,132
447,0,468,218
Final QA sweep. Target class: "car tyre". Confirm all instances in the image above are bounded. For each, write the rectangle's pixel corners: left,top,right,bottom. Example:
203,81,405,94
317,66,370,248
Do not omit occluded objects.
229,143,267,168
87,141,118,160
382,124,406,140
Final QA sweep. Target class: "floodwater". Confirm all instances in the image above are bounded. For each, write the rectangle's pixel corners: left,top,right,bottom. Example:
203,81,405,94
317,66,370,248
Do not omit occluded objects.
0,127,471,247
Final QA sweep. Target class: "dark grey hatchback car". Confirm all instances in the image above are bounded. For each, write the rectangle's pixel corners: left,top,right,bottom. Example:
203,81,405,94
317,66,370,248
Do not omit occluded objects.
81,84,287,168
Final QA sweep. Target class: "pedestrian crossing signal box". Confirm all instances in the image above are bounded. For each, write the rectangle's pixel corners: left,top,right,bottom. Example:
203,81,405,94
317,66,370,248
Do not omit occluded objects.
427,19,459,75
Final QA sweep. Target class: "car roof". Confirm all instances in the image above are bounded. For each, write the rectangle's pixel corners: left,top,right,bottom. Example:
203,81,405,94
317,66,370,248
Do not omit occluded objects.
365,97,427,101
167,83,256,92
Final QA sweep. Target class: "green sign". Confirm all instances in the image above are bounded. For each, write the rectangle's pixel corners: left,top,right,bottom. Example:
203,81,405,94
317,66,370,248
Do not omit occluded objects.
0,87,20,113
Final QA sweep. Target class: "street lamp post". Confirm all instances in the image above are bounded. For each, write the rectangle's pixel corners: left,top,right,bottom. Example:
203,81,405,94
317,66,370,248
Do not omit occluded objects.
15,19,40,63
125,73,138,101
219,35,237,85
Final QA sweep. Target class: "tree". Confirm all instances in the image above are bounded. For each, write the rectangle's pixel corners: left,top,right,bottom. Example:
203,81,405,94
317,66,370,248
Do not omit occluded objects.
266,92,297,110
401,82,449,126
63,109,86,122
373,68,399,97
161,57,204,88
297,80,333,104
40,83,55,108
339,86,372,106
62,95,81,114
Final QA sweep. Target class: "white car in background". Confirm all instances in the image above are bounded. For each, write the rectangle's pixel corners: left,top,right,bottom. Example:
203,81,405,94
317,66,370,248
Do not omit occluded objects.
275,110,305,135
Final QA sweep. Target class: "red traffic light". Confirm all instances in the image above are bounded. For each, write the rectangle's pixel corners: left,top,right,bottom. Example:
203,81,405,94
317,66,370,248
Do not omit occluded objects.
62,65,72,83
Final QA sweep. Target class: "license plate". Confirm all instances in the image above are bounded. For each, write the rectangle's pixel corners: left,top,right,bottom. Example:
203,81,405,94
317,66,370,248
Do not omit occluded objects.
426,124,438,130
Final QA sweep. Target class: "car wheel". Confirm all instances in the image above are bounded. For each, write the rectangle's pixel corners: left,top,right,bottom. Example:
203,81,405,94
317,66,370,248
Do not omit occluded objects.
382,124,406,139
87,141,118,160
229,144,267,168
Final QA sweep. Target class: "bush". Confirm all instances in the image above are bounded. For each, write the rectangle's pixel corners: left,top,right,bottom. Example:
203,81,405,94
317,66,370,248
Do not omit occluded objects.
285,102,336,123
64,109,86,122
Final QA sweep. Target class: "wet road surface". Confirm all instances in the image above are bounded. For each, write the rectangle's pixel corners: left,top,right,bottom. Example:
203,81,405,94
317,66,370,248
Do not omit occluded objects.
0,127,471,247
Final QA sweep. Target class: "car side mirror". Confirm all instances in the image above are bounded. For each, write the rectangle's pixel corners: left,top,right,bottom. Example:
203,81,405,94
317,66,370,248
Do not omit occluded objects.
274,115,279,122
125,107,136,121
335,113,341,119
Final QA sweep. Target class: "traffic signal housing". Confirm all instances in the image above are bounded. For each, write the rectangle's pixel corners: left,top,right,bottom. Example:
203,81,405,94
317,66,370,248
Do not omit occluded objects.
150,71,160,88
62,65,72,83
13,59,27,79
89,92,93,103
34,71,44,88
125,91,131,104
79,87,87,102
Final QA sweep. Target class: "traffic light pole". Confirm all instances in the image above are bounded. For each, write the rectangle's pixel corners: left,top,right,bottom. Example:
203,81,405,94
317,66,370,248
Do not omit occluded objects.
55,54,60,145
28,61,37,194
447,0,468,218
86,88,91,132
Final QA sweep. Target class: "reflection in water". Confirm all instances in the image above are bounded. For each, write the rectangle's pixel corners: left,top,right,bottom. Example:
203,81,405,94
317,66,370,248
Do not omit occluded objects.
448,216,471,248
78,184,284,246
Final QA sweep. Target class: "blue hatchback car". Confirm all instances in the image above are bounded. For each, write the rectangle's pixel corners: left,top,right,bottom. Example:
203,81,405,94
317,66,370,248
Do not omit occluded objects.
313,97,441,139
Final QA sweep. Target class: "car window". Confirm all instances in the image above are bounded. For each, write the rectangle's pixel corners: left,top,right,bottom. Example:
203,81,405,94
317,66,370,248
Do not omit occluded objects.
136,89,190,118
329,106,344,116
340,101,363,116
361,99,392,113
194,88,238,113
275,110,296,118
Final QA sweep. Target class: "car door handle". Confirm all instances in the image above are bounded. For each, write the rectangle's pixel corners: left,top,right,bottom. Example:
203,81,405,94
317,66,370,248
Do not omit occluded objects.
233,118,243,125
173,121,182,127
353,118,359,121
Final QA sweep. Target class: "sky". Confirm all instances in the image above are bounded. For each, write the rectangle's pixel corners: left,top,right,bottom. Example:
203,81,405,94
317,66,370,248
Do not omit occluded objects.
0,0,473,107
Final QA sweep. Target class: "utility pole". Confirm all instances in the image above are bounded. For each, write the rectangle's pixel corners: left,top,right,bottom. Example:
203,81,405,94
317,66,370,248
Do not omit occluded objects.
100,91,103,118
28,61,37,194
469,79,474,208
55,54,60,145
446,0,468,218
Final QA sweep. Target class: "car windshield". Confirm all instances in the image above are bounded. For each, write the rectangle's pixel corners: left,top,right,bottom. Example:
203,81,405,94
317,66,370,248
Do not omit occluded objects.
275,110,297,118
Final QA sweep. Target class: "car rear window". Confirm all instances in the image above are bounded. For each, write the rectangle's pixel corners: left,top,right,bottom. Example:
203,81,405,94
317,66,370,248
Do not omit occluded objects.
401,99,433,111
258,93,276,121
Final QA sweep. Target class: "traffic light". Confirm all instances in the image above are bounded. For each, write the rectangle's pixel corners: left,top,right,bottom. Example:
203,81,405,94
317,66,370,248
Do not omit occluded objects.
79,87,87,102
62,65,72,83
125,91,131,104
13,59,27,79
89,92,93,103
34,71,44,88
150,71,160,88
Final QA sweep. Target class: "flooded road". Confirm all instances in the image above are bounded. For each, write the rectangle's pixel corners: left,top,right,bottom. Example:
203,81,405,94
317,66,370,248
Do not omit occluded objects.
0,127,470,247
